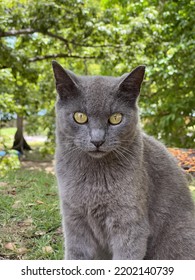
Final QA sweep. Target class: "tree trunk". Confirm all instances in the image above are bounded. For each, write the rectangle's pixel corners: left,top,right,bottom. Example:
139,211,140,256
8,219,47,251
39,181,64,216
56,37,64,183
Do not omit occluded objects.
12,115,32,153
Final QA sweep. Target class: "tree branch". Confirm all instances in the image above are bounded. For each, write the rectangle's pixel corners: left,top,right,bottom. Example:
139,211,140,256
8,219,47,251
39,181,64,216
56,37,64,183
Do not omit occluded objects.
42,31,69,44
28,53,98,62
43,30,122,48
42,31,71,52
0,53,99,69
0,28,36,37
0,66,8,69
0,28,123,48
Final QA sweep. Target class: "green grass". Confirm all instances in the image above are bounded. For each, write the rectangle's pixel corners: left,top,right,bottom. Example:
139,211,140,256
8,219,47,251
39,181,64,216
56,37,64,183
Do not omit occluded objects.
0,166,194,260
0,169,63,260
0,127,47,150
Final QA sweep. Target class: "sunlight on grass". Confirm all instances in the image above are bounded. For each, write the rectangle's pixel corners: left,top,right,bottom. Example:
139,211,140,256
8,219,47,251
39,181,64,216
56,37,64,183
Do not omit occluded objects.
0,127,48,151
0,127,17,137
0,127,16,149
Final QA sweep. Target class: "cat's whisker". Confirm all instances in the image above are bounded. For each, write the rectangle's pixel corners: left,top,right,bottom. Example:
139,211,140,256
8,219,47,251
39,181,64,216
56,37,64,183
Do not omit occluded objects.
114,148,132,165
60,141,74,146
118,149,137,164
110,140,136,160
112,140,132,145
61,135,75,139
118,146,136,157
60,139,84,146
117,147,137,173
62,146,82,157
113,150,127,167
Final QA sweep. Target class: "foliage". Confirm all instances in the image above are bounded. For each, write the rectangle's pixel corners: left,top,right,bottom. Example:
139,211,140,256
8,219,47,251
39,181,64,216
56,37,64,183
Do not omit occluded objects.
0,129,20,176
0,153,21,177
0,0,194,148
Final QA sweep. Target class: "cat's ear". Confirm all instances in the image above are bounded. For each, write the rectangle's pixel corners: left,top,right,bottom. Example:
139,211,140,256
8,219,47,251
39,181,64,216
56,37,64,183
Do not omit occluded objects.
52,60,78,99
118,66,145,103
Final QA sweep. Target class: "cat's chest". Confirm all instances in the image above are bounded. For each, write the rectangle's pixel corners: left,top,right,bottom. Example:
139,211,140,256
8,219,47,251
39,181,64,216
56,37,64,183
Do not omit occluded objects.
63,170,116,245
63,166,124,203
57,154,136,207
71,175,118,207
61,155,146,201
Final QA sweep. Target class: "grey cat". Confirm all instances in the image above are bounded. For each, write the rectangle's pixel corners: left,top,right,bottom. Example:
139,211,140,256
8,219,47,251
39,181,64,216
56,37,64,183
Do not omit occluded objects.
52,61,195,260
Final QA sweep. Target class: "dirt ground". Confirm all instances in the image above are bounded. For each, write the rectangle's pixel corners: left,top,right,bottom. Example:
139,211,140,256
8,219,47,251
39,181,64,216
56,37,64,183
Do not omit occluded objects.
21,160,55,174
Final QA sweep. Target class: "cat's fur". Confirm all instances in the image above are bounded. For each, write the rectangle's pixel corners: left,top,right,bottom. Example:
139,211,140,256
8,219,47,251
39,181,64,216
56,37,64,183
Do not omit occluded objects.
52,61,195,260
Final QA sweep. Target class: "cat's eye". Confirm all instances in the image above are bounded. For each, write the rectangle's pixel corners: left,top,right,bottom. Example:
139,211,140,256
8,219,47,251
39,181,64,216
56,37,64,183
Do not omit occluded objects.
109,113,123,125
73,112,88,124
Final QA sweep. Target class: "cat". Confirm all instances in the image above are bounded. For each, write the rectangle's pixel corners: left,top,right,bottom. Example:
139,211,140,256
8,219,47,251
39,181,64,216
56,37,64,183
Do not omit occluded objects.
52,60,195,260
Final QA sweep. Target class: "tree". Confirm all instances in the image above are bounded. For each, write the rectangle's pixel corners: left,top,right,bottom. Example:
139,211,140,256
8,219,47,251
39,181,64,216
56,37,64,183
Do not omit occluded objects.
0,0,105,152
0,0,194,151
141,0,195,147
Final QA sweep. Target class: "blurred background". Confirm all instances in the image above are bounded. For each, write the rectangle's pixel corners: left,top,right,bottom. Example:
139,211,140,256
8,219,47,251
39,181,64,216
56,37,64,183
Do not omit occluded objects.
0,0,194,259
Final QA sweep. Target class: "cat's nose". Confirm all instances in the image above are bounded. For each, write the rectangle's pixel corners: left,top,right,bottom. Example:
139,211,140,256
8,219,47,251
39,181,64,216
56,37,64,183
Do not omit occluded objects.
90,140,105,148
90,128,105,148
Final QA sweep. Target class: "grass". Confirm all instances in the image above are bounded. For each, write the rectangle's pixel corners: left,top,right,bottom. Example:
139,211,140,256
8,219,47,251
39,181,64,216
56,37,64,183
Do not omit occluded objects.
1,169,194,260
0,169,63,260
0,127,47,150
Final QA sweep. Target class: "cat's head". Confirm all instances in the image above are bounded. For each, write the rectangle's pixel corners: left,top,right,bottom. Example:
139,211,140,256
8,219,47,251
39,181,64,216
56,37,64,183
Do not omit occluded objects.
52,61,145,158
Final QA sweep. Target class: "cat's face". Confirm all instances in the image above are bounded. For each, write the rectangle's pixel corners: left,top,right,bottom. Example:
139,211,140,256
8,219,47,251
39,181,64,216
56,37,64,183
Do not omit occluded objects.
52,61,145,158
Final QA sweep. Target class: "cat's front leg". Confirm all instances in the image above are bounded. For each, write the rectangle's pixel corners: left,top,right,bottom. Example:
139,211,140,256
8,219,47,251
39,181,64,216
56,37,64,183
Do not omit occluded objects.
109,218,149,260
63,211,97,260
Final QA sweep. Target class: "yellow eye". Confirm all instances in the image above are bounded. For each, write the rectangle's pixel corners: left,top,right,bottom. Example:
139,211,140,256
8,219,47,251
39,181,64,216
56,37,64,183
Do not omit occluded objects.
109,113,123,125
73,112,88,124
